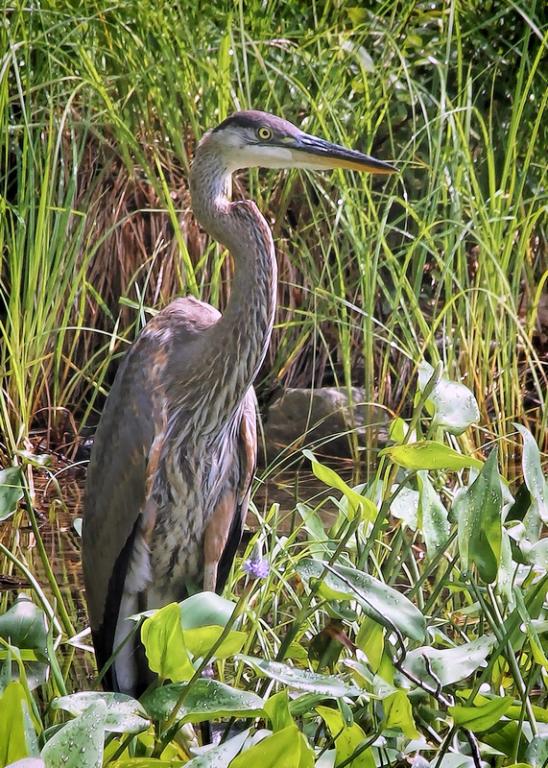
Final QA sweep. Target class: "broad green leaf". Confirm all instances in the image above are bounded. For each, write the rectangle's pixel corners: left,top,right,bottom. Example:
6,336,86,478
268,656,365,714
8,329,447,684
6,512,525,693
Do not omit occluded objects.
514,424,548,537
179,592,236,629
302,450,377,522
382,690,418,738
526,735,548,768
0,467,24,521
264,690,293,732
0,681,38,766
316,706,374,768
51,692,149,734
184,626,246,659
526,539,548,570
389,486,418,529
41,701,106,768
403,635,496,687
417,472,450,558
109,761,184,767
356,618,384,673
449,696,514,732
381,442,483,471
297,559,425,643
237,655,362,697
0,597,48,654
141,679,264,723
184,729,249,767
230,725,314,768
455,449,502,582
141,603,194,682
418,362,479,434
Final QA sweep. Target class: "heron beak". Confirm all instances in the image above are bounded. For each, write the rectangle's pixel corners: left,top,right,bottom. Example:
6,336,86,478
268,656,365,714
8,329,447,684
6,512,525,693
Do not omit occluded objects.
289,133,397,175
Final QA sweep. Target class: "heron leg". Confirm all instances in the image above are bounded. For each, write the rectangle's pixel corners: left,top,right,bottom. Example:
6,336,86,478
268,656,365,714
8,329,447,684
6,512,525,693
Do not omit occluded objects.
203,490,237,592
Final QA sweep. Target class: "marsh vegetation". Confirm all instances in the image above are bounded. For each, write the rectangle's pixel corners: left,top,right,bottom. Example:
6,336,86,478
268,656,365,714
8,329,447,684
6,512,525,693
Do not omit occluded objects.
0,2,546,767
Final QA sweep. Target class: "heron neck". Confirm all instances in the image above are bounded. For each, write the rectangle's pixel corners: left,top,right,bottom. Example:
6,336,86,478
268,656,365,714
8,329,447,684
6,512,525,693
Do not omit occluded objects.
188,152,277,433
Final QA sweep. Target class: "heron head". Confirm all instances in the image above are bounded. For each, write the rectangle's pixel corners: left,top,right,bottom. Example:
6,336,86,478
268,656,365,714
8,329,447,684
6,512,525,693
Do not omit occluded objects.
199,110,397,175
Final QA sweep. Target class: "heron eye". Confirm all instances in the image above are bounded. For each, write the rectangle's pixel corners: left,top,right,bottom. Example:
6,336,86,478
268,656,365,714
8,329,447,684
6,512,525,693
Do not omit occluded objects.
257,126,273,141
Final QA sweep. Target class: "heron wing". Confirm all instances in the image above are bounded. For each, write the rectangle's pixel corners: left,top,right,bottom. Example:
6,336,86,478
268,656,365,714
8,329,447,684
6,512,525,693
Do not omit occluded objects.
82,296,222,676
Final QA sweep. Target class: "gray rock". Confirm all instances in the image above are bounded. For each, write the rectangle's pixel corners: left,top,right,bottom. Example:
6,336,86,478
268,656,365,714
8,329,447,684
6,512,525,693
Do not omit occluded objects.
262,387,388,460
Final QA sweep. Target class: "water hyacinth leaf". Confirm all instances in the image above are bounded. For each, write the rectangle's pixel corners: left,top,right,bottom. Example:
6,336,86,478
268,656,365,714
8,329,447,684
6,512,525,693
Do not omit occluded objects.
456,450,502,582
389,486,419,530
184,729,250,767
141,679,264,723
0,681,39,766
418,361,479,434
141,603,194,682
0,466,24,521
179,592,236,629
302,450,377,521
264,690,293,732
184,626,246,659
297,559,425,643
356,618,385,674
230,725,314,768
41,700,107,768
402,635,496,687
316,706,375,768
381,442,483,471
237,655,362,697
0,597,48,654
514,424,548,536
526,736,548,768
417,472,450,558
383,690,419,738
449,696,514,732
51,692,150,734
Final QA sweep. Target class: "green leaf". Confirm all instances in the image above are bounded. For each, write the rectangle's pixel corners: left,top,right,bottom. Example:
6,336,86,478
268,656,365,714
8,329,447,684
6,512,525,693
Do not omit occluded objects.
455,449,502,582
141,679,264,723
402,635,496,687
0,597,48,654
179,592,237,629
514,424,548,538
140,603,194,682
356,618,384,673
264,690,293,732
381,442,483,471
177,593,245,659
0,467,24,521
382,690,419,738
41,701,107,768
526,735,548,768
389,486,418,529
51,692,150,734
184,626,246,660
184,729,249,767
237,655,362,697
230,726,314,768
297,559,425,643
0,681,38,766
302,450,377,522
449,696,513,732
418,361,479,434
316,706,375,768
417,472,450,558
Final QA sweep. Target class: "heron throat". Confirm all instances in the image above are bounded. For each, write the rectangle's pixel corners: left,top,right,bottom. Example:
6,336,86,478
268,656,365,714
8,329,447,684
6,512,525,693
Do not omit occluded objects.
186,147,277,435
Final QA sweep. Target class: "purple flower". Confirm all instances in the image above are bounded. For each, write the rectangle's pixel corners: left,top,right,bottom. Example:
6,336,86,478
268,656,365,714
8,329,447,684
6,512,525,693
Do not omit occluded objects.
243,556,270,580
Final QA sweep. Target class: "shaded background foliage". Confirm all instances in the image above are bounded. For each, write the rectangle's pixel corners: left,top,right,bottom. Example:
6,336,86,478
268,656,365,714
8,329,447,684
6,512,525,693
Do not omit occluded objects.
0,0,546,471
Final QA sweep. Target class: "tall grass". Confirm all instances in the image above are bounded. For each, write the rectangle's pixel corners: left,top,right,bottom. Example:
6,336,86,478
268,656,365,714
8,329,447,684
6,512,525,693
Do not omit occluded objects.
0,0,545,475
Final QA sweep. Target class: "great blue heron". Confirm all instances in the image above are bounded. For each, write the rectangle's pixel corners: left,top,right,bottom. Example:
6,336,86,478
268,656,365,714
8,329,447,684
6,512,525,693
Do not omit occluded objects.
82,110,396,695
